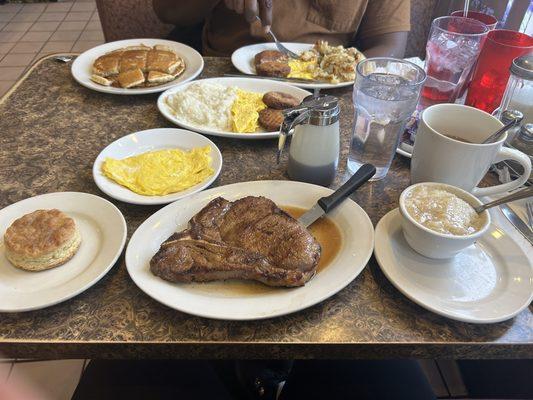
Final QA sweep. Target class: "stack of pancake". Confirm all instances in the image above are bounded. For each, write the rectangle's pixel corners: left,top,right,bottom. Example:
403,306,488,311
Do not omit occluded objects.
91,44,186,88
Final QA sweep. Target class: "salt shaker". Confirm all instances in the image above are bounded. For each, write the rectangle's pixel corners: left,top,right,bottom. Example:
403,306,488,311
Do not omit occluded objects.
277,94,340,186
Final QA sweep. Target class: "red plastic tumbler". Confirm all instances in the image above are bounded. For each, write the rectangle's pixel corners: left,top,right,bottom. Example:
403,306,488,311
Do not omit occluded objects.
465,30,533,113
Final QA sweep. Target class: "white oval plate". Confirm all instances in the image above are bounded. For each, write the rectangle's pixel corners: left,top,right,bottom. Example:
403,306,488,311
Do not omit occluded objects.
71,38,204,95
158,77,311,139
231,42,356,89
126,180,374,320
93,128,222,205
0,192,127,312
374,209,533,324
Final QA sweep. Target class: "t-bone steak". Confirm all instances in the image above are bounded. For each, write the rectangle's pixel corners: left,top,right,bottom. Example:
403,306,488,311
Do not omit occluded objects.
150,196,321,287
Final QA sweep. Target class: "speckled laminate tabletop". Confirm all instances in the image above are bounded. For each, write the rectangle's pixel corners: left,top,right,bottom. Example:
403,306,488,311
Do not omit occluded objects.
0,55,531,359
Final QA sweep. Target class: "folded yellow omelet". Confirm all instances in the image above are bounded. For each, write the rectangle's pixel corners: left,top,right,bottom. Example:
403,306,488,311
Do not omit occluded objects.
102,147,213,196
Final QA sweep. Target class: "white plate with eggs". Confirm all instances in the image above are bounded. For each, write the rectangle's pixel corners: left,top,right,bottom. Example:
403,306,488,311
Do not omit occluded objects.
157,77,311,139
93,128,223,205
0,192,127,312
231,42,358,90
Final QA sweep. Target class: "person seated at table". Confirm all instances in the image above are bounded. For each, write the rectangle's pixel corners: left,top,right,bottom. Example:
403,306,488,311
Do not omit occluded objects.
153,0,410,57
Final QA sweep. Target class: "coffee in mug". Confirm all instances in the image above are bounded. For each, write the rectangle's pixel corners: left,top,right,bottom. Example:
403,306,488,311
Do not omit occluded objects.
411,104,531,197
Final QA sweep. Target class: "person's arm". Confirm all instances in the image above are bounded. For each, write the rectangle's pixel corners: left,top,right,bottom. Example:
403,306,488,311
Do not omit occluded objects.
153,0,220,26
358,31,408,58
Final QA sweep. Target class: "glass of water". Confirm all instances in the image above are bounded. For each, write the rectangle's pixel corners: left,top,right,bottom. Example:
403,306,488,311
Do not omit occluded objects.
348,58,426,180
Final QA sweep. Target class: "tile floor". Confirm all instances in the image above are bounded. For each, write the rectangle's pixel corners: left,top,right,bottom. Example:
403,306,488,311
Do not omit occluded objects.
1,1,101,397
0,0,103,97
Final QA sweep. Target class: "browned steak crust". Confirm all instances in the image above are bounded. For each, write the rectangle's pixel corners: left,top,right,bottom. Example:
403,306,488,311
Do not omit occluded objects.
150,196,321,287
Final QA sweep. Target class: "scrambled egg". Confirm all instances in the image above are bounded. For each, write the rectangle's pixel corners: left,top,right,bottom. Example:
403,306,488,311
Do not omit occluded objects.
231,89,267,133
101,147,213,196
288,59,316,80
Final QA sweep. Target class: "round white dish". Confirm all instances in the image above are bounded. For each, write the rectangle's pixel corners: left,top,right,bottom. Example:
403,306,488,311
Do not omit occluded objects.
399,182,491,259
71,38,204,95
158,77,311,139
231,42,356,89
93,128,222,205
374,208,533,324
126,180,374,320
0,192,127,312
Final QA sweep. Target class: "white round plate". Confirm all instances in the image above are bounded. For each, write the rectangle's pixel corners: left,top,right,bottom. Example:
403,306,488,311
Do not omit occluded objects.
374,209,533,324
126,180,374,320
158,77,311,139
71,38,204,95
93,128,222,205
0,192,127,312
231,42,356,89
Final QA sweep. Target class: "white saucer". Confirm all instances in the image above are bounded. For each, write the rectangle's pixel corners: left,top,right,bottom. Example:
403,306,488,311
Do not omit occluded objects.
93,128,222,205
126,180,374,320
374,209,533,324
0,192,127,312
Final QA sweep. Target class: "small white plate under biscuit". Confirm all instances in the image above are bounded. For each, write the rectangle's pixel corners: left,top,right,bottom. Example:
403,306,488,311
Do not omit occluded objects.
0,192,127,312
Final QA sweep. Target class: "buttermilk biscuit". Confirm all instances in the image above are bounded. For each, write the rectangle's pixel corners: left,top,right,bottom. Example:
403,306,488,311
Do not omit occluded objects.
4,209,81,272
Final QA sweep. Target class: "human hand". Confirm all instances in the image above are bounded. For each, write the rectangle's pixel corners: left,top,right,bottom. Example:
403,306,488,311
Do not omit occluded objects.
224,0,273,33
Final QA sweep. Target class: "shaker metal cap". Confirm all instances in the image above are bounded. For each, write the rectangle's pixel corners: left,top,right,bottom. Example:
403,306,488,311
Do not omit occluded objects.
510,55,533,80
519,123,533,139
302,94,340,126
501,109,524,125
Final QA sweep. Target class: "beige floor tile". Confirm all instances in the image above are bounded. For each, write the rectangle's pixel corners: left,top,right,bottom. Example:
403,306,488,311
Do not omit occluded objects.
90,11,100,21
0,42,15,53
0,362,13,382
0,53,35,67
71,2,96,12
79,29,103,41
38,12,67,22
0,53,4,61
46,2,74,13
65,11,93,22
9,360,84,400
41,41,75,53
0,66,25,81
50,30,81,41
2,21,33,32
58,20,86,31
11,13,40,23
20,31,52,42
0,30,25,42
29,21,61,32
84,19,101,31
0,22,5,30
21,3,47,13
0,13,16,23
72,39,102,52
0,4,23,13
9,41,44,53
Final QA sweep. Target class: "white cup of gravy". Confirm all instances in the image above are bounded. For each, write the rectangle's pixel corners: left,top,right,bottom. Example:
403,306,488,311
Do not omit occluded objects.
411,104,531,197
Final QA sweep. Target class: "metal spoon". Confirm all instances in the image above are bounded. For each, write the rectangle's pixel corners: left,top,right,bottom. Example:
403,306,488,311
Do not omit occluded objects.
255,16,299,59
482,114,523,144
474,186,533,213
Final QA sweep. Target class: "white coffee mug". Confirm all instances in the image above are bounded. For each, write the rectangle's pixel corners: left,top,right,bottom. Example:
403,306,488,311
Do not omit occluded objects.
411,104,531,197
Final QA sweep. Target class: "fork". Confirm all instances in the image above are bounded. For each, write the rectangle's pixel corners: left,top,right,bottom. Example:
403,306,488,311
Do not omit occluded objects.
255,16,299,59
526,201,533,231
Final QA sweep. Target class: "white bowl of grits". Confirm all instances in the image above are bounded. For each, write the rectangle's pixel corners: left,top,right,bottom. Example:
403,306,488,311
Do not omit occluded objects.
399,182,490,259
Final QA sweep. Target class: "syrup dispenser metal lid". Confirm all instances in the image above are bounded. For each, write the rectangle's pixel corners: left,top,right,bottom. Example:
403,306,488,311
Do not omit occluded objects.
277,94,340,162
